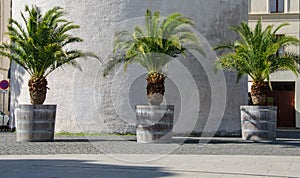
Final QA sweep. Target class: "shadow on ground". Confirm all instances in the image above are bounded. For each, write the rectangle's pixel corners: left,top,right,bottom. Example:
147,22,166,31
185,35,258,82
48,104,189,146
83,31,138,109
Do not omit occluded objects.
182,138,300,147
179,129,300,147
0,159,174,178
52,129,300,148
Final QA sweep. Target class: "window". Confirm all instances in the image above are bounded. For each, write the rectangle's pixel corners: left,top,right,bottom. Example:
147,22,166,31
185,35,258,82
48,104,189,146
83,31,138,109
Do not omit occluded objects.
270,0,284,13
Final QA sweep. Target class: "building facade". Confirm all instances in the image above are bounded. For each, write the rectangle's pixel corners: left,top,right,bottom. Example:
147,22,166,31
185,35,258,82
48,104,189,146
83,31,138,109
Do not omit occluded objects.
10,0,248,135
0,0,11,116
249,0,300,128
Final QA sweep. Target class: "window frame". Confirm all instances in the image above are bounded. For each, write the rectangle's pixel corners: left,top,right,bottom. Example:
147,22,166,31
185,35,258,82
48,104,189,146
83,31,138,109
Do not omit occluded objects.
270,0,284,13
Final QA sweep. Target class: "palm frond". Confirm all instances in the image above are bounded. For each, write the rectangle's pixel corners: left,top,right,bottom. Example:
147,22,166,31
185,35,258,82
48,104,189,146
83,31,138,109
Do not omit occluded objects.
0,5,98,79
104,9,202,76
214,18,300,84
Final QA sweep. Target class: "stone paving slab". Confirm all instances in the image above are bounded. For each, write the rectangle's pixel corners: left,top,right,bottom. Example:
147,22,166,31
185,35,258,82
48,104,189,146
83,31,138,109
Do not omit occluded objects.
0,132,299,156
0,154,299,178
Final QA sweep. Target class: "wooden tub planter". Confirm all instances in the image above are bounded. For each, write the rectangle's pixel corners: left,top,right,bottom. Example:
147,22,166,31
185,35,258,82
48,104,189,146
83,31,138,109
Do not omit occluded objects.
240,105,277,141
16,105,56,142
136,105,174,143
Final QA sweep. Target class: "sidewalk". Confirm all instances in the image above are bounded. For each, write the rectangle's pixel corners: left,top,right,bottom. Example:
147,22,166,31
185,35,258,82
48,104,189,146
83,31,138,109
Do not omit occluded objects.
0,132,299,177
0,154,299,177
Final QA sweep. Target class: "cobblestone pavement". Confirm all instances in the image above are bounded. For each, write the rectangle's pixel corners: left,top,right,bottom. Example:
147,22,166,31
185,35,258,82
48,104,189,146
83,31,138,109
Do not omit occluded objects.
1,132,299,156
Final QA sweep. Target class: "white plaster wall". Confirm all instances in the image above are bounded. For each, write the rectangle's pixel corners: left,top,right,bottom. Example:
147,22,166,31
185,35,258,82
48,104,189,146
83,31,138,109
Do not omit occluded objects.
249,0,268,13
288,0,300,12
10,0,248,135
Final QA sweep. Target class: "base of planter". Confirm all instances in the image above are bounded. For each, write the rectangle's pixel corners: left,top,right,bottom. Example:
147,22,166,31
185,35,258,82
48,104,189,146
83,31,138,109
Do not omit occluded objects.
136,105,174,143
16,104,56,142
241,105,277,141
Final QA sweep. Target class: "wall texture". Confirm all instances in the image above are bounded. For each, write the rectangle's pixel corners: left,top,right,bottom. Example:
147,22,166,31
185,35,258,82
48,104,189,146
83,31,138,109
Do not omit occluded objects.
10,0,248,135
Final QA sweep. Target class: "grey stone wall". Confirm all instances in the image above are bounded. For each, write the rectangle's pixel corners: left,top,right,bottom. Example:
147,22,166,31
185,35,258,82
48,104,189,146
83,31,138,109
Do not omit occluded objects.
10,0,248,135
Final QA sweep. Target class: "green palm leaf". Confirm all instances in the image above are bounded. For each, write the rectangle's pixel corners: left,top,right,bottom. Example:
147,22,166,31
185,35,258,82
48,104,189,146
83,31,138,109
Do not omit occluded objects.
103,9,203,76
0,5,98,78
214,18,300,85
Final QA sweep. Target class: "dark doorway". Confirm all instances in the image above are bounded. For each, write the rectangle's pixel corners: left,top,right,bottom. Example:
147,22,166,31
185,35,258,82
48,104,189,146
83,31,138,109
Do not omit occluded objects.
266,82,295,128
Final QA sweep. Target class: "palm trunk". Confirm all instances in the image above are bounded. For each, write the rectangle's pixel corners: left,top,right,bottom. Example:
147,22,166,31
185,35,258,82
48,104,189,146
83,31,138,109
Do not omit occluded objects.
28,76,48,105
146,72,165,105
250,82,269,105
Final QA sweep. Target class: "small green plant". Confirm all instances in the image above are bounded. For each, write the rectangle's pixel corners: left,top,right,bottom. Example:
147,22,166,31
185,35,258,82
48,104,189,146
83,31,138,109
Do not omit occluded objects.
55,132,136,137
55,132,101,137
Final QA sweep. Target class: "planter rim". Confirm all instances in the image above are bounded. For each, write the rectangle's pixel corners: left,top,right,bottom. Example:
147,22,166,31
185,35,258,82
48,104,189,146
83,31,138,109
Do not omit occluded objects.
240,105,277,109
17,104,57,109
136,104,174,106
136,104,174,110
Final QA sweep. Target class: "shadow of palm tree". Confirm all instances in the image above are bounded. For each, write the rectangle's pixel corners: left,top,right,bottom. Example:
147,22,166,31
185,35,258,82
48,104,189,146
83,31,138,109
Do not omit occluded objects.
9,62,26,130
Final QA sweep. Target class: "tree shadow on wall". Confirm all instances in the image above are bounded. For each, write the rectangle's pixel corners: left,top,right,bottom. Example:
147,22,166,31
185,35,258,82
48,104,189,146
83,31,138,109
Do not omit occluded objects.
9,62,26,129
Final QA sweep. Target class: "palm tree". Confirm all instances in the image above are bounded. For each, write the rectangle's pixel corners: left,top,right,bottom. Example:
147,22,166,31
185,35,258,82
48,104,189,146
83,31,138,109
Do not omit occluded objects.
214,18,299,105
0,5,97,104
103,9,203,105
